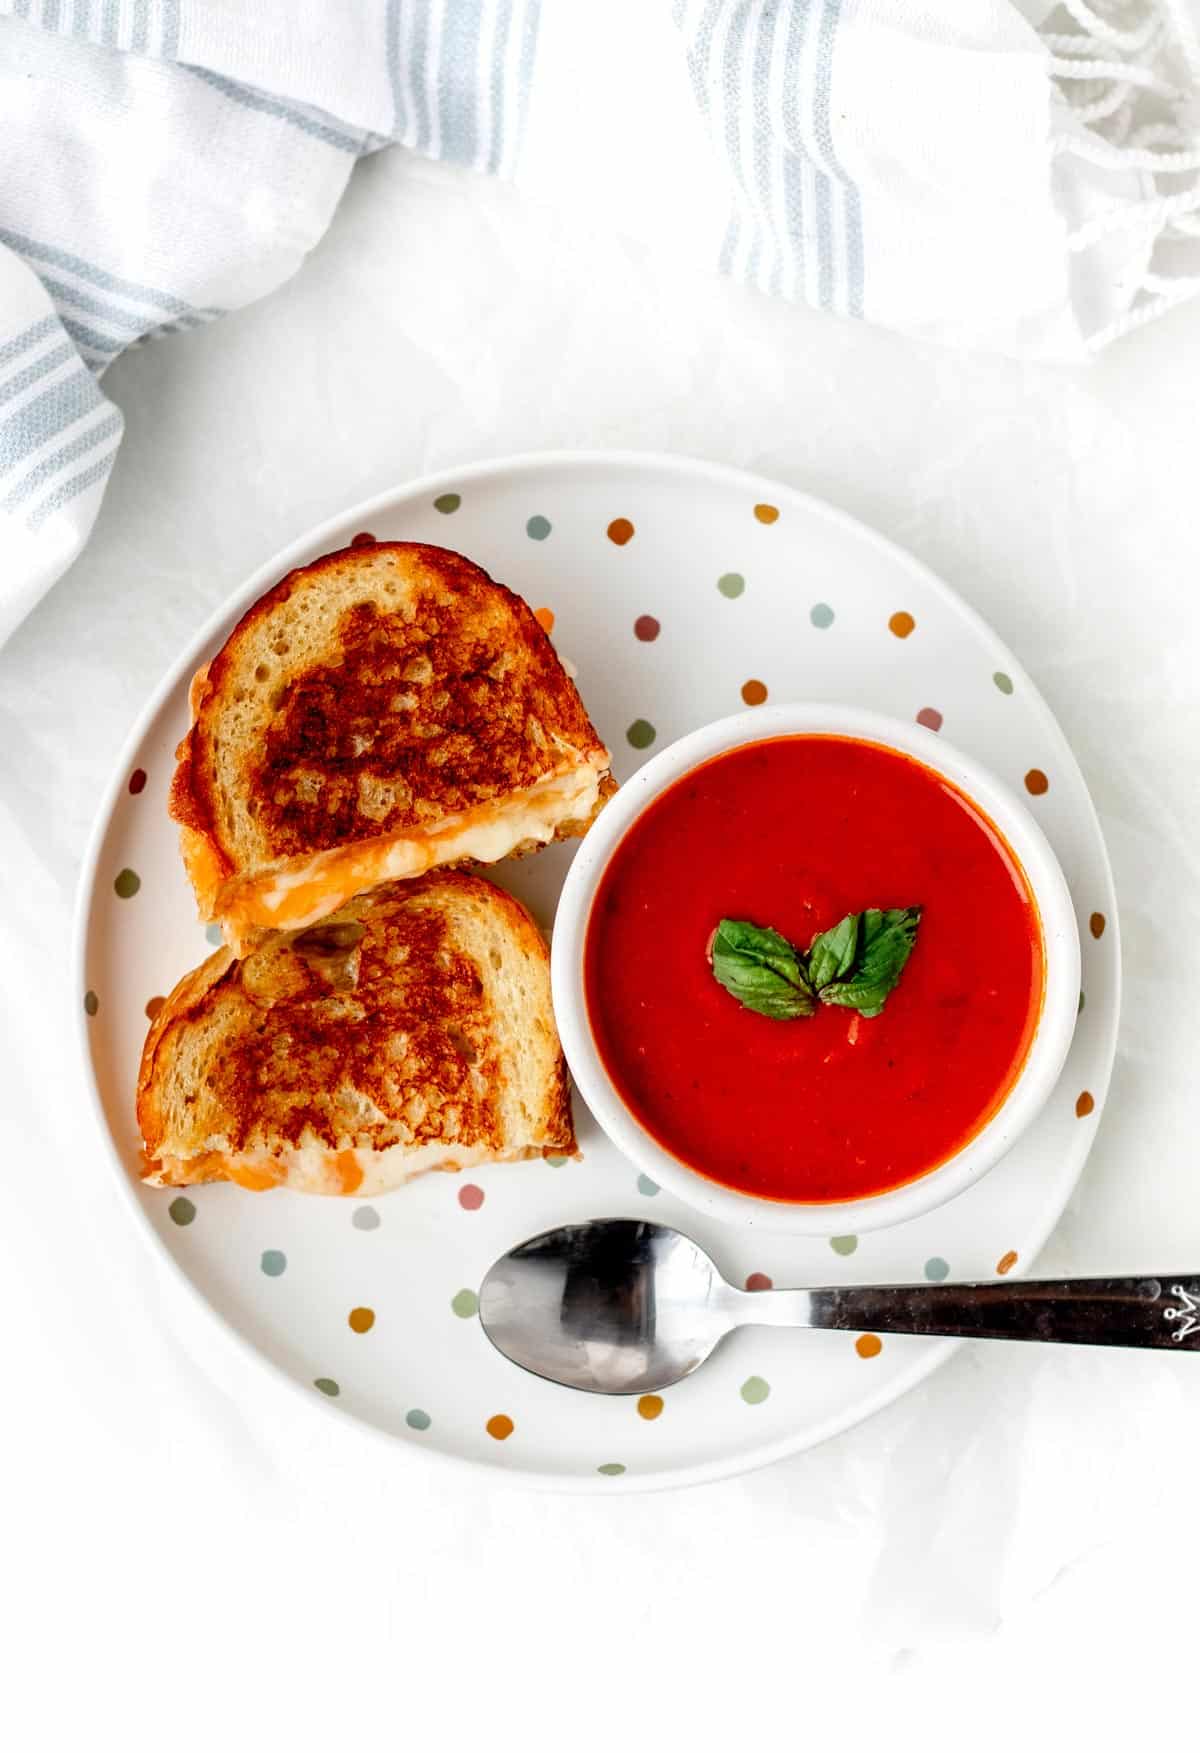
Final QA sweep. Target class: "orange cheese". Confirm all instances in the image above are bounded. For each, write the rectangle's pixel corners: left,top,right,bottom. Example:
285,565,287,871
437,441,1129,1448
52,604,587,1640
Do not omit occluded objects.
208,764,604,947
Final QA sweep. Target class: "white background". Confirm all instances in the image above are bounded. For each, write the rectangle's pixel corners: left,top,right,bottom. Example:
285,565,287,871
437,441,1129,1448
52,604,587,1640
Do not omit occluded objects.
3,148,1200,1745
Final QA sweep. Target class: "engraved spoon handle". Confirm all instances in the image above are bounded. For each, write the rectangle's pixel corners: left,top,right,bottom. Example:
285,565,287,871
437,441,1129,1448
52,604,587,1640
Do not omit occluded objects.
799,1275,1200,1349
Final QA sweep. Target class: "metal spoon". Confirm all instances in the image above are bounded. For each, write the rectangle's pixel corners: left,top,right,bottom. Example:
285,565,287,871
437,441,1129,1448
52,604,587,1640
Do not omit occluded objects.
478,1218,1200,1394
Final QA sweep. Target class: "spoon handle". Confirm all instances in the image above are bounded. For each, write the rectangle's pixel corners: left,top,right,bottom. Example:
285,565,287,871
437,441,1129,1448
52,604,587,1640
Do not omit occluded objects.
796,1275,1200,1350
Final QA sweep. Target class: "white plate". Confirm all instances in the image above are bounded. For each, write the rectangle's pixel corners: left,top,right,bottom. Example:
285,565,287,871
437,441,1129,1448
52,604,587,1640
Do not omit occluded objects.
73,451,1120,1492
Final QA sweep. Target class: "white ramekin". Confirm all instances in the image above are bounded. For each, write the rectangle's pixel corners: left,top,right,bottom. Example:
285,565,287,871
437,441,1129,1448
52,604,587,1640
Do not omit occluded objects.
551,705,1081,1236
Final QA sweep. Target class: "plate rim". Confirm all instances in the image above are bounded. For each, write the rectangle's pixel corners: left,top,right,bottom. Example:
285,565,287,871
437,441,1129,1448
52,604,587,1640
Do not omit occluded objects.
70,447,1122,1493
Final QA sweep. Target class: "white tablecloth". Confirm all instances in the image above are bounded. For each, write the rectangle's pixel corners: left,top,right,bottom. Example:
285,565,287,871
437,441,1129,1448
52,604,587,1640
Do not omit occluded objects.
4,150,1199,1742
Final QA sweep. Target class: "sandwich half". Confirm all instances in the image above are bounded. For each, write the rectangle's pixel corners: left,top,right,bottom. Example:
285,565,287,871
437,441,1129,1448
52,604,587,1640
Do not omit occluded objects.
171,540,613,954
136,871,575,1195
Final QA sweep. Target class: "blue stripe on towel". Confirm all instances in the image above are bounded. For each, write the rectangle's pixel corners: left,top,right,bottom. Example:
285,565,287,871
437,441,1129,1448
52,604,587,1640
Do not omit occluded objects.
0,368,105,469
0,342,75,411
815,0,863,317
60,316,124,360
36,276,152,334
180,66,366,155
486,0,513,175
386,0,408,141
2,409,122,512
0,316,60,371
676,0,863,319
513,0,540,169
0,227,192,316
408,0,434,153
440,0,484,169
29,452,115,529
161,0,180,58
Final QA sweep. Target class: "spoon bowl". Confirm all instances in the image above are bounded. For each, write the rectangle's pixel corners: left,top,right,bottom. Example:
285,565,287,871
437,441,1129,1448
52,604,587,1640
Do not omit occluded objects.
479,1219,1200,1394
478,1219,736,1394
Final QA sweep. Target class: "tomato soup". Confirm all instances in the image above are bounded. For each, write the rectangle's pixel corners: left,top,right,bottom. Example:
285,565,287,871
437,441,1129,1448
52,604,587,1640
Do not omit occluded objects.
583,736,1044,1203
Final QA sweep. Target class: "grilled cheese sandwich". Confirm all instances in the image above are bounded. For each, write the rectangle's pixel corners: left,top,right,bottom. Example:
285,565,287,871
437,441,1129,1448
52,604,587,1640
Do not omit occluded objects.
171,540,613,955
137,873,576,1195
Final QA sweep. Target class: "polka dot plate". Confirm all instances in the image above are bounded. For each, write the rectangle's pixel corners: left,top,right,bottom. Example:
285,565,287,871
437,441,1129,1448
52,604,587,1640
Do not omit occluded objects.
74,452,1119,1491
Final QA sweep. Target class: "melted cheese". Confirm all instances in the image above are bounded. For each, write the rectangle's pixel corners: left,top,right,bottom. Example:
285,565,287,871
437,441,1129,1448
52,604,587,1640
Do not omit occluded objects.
215,764,603,945
153,1138,519,1197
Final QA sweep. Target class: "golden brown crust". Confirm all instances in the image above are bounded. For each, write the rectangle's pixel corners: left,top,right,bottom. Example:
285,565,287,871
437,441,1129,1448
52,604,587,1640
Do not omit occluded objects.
136,945,235,1158
169,543,611,935
136,871,575,1190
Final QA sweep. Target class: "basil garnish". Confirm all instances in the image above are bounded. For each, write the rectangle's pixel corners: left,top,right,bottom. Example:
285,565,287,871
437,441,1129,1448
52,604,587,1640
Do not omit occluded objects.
710,906,921,1022
709,919,816,1020
805,911,861,992
811,908,921,1018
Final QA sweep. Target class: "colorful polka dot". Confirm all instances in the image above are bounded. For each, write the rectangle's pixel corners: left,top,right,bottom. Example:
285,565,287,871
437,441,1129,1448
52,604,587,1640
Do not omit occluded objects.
350,531,376,547
352,1206,381,1231
168,1197,195,1227
128,768,147,795
1024,769,1049,796
637,1394,664,1420
996,1250,1018,1276
487,1414,514,1440
260,1249,287,1277
636,1174,660,1197
83,990,99,1017
114,868,141,899
458,1183,485,1211
533,605,555,635
830,1235,858,1256
740,1375,770,1404
1090,912,1106,939
993,672,1014,695
745,1272,773,1292
810,602,834,629
855,1334,883,1359
924,1256,950,1282
406,1408,431,1431
916,708,943,733
1075,1091,1095,1117
627,719,656,750
545,1154,569,1168
348,1306,375,1333
597,1462,626,1476
753,503,779,524
314,1378,340,1397
888,611,916,639
526,515,551,540
451,1288,479,1318
741,678,768,706
205,923,223,946
634,614,660,642
434,493,460,514
145,995,164,1020
718,572,745,599
607,517,634,545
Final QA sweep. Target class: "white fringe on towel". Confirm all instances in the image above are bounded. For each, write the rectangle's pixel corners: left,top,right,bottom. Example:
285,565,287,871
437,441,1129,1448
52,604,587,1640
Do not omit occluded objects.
1043,0,1200,345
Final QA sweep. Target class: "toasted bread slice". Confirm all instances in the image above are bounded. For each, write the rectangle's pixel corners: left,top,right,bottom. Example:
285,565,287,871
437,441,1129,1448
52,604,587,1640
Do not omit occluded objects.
171,541,612,954
136,872,575,1195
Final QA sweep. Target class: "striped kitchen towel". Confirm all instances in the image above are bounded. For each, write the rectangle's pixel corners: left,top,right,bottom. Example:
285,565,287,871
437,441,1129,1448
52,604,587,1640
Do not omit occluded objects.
3,0,1199,642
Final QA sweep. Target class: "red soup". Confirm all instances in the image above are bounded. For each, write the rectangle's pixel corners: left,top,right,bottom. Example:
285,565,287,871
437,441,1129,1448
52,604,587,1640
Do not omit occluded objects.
584,736,1045,1203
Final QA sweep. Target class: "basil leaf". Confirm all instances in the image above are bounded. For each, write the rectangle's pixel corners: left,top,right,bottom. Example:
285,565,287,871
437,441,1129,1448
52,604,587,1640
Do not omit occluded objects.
806,912,860,992
710,918,816,1020
817,907,922,1018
